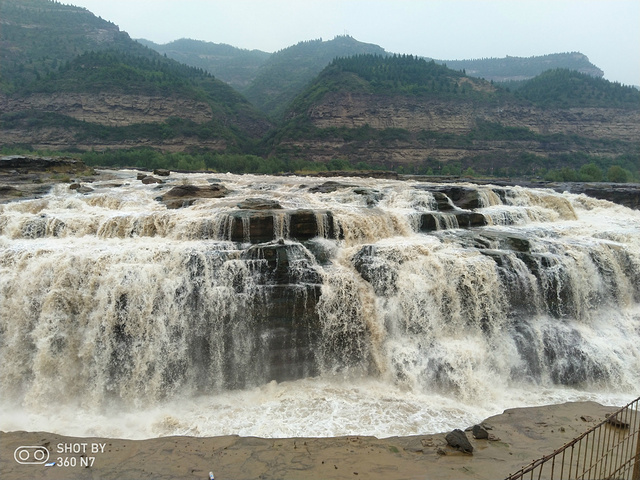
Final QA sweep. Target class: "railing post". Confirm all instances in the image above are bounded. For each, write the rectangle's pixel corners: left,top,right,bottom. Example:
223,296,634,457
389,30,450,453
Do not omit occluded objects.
632,422,640,480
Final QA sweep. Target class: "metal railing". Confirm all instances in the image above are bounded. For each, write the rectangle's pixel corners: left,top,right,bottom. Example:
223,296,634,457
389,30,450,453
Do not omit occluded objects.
505,396,640,480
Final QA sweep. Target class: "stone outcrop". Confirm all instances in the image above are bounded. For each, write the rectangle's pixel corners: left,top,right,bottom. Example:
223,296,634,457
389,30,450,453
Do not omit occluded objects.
141,176,164,184
224,209,336,243
308,93,640,141
159,184,230,208
0,93,213,127
0,154,84,171
558,183,640,210
0,155,98,203
237,198,283,210
277,92,640,166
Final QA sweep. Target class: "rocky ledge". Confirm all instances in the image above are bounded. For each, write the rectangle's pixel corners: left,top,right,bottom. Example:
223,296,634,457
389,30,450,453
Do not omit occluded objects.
0,155,103,203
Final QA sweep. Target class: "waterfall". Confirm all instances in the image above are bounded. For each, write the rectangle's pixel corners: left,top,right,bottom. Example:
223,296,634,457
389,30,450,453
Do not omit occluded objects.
1,172,639,438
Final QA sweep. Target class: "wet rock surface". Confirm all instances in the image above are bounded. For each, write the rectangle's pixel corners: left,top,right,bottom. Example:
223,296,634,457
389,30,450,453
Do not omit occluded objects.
159,183,229,208
445,429,474,454
0,155,102,203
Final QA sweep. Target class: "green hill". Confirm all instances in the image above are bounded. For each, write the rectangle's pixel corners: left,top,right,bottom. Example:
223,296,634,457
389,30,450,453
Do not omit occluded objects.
137,38,270,90
0,0,138,92
0,0,271,151
269,54,639,178
242,36,388,119
514,69,640,108
433,52,604,82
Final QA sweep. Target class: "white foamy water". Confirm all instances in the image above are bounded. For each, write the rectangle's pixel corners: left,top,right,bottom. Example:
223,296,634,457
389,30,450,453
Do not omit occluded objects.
1,171,639,439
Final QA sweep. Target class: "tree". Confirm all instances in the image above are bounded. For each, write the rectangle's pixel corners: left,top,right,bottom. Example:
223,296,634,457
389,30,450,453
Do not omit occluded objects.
579,163,603,182
607,165,630,183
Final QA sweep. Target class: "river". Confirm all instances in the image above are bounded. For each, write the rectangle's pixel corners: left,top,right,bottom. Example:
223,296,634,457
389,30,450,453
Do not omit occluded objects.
1,171,638,439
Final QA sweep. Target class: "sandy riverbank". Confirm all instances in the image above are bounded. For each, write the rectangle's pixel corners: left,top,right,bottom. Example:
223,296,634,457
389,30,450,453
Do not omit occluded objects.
0,401,618,480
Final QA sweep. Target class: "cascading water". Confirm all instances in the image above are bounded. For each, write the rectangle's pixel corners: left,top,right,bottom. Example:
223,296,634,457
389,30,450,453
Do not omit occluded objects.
1,171,639,439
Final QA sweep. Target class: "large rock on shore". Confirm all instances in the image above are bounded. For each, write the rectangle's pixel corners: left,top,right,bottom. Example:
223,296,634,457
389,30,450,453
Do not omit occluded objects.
445,429,474,454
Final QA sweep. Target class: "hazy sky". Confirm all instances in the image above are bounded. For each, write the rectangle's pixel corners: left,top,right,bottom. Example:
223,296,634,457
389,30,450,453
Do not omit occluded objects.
69,0,639,86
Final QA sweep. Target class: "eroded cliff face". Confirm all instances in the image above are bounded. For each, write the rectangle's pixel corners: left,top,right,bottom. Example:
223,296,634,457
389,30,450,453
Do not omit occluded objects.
0,126,228,152
1,93,213,126
278,92,640,166
308,92,640,141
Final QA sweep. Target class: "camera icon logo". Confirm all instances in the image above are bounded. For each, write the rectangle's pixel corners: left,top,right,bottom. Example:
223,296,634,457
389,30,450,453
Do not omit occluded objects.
14,446,50,465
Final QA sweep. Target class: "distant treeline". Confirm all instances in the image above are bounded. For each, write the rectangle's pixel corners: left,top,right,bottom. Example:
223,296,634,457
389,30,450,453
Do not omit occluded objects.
21,50,214,98
513,69,640,108
2,146,637,183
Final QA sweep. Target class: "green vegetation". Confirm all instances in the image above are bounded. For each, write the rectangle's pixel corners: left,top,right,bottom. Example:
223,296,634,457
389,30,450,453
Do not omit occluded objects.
1,1,638,183
137,38,270,90
23,50,214,97
0,111,237,144
79,149,352,175
0,0,270,149
323,54,474,97
0,0,137,92
437,52,603,82
242,36,388,119
514,69,640,108
4,144,635,183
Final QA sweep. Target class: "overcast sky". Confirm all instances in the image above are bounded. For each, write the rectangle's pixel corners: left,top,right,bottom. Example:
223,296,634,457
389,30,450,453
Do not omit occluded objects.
69,0,639,86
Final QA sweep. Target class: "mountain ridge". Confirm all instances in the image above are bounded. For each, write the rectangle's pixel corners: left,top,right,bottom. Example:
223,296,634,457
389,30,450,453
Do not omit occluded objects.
0,0,637,182
0,0,271,151
269,55,639,178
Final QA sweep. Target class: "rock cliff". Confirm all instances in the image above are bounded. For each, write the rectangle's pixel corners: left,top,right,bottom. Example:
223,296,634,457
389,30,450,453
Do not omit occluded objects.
275,92,640,167
309,93,640,140
1,93,214,126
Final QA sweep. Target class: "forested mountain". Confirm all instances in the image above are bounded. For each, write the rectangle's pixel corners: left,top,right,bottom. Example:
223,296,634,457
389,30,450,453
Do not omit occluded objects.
432,52,604,82
270,54,639,178
137,38,270,90
140,35,389,120
0,0,637,181
0,0,270,151
513,69,640,108
141,38,611,121
240,36,388,119
0,0,137,92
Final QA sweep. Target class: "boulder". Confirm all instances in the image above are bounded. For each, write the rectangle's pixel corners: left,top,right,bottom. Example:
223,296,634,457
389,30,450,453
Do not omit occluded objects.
153,168,171,176
472,425,489,439
69,183,94,193
308,181,354,194
430,191,455,211
237,198,283,210
160,183,229,209
141,176,164,185
445,429,473,454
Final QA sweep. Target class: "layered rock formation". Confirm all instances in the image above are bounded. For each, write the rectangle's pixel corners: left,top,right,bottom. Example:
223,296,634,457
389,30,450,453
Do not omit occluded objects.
0,93,214,127
280,92,640,165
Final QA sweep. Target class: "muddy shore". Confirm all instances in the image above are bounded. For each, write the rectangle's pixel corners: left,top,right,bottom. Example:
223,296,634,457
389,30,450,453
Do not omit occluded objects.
0,401,618,480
